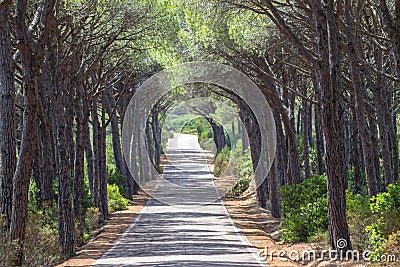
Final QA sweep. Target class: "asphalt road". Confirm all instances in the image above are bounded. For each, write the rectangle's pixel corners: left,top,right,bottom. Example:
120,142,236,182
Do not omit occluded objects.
92,133,267,267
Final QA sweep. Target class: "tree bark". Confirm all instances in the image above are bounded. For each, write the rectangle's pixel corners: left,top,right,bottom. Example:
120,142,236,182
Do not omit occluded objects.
0,6,16,232
312,72,325,175
84,121,95,201
303,102,311,179
351,112,363,194
206,118,226,153
98,100,108,223
313,0,352,251
91,99,100,207
152,112,162,167
73,87,85,244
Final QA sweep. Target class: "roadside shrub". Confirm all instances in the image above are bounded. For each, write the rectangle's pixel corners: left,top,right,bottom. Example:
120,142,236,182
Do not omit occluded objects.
0,211,62,266
234,149,253,179
84,207,101,236
213,147,231,177
228,177,251,196
227,149,253,196
107,165,126,196
107,184,128,213
366,182,400,258
346,191,372,250
24,213,62,266
279,175,328,242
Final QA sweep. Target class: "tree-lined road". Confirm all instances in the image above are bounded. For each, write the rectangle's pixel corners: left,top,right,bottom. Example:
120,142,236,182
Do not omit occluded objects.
92,134,266,266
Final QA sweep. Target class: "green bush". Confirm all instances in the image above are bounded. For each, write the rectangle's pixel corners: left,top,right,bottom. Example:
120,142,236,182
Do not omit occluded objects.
83,207,101,240
0,212,62,266
23,214,62,266
279,175,328,242
227,149,253,196
346,191,372,250
107,184,128,213
228,176,251,196
213,147,231,177
366,182,400,258
234,149,253,179
107,165,127,196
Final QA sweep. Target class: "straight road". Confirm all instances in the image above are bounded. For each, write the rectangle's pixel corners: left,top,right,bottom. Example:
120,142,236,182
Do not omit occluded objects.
92,133,267,266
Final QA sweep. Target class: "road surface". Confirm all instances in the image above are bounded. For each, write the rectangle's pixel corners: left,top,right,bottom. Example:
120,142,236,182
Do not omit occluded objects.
92,133,267,266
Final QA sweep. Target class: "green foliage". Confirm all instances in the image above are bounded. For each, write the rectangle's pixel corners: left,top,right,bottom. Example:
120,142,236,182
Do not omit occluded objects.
23,214,63,266
107,184,128,213
107,165,127,196
366,182,400,258
213,147,231,177
181,117,213,142
0,212,62,266
199,138,215,151
234,149,253,180
346,191,372,250
279,175,328,242
228,177,251,197
84,207,101,239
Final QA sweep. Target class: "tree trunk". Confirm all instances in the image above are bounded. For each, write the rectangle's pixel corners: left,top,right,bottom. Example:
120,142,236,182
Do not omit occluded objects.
351,112,362,194
104,88,128,183
0,6,16,232
98,101,108,223
368,114,381,192
10,1,42,263
371,48,394,188
52,48,75,258
152,112,161,168
84,121,95,200
313,0,352,252
303,102,311,179
73,90,85,244
237,97,266,207
91,99,100,207
312,73,325,175
32,129,43,208
207,118,226,152
391,114,399,180
54,99,75,258
40,102,56,205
